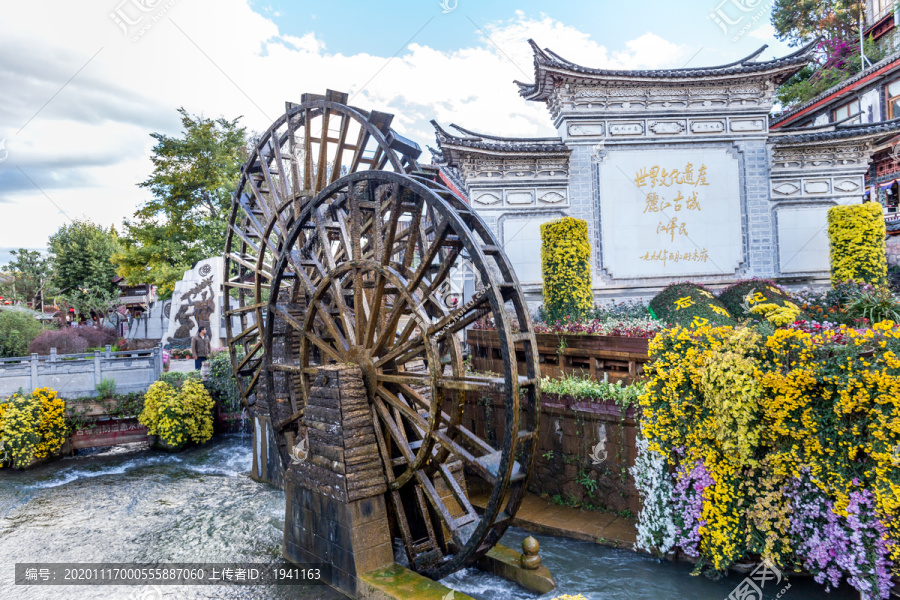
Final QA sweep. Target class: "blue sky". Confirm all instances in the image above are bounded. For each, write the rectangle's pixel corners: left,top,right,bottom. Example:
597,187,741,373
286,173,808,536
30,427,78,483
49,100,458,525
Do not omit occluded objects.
250,0,793,62
0,0,796,263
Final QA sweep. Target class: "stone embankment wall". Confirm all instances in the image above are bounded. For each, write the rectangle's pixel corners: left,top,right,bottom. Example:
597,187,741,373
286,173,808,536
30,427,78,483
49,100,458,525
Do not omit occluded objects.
449,391,640,516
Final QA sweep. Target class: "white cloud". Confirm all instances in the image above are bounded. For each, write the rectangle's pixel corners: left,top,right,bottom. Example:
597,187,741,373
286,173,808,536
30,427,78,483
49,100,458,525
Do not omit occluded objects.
0,1,691,253
749,23,777,41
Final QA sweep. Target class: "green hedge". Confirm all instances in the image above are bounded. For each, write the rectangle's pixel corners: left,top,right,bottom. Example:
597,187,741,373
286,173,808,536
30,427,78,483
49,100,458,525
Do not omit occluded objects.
649,282,735,327
718,279,800,320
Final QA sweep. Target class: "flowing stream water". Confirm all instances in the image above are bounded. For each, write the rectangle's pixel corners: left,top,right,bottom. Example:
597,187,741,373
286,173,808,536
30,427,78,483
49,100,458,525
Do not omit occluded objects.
0,436,860,600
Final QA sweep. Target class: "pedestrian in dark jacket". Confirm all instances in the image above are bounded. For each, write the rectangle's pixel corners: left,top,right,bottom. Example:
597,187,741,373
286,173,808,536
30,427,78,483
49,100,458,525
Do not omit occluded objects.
191,327,210,370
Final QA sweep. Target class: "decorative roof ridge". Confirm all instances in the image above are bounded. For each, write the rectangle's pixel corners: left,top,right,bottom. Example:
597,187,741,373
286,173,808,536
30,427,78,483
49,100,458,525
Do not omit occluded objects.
770,48,900,126
448,123,561,143
431,120,568,153
516,39,817,100
770,116,900,143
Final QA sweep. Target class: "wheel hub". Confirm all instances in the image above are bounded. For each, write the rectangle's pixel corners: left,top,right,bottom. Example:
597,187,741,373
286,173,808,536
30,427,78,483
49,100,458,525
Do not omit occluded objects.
345,345,378,400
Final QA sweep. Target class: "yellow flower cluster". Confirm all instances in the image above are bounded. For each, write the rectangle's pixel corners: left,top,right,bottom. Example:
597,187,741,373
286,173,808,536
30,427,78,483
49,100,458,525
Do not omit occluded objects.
640,320,900,573
540,217,593,321
139,379,214,449
827,202,888,286
749,301,801,326
0,387,66,469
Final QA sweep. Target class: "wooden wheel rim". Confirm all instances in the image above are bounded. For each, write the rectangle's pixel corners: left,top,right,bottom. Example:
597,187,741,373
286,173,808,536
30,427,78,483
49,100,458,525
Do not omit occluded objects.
262,169,541,578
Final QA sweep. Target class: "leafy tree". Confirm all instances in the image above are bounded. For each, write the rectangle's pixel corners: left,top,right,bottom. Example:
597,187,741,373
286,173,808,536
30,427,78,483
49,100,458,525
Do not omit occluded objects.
0,309,46,358
48,220,122,316
0,249,55,310
772,0,862,46
115,108,247,298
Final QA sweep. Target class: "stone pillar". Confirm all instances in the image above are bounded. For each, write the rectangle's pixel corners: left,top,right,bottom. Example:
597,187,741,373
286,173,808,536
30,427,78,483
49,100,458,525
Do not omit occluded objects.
283,364,392,598
30,353,39,392
93,350,102,388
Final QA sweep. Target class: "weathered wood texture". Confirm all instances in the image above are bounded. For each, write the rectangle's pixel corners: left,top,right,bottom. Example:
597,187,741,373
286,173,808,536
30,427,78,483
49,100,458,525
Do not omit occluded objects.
292,364,387,502
467,329,649,384
284,364,394,598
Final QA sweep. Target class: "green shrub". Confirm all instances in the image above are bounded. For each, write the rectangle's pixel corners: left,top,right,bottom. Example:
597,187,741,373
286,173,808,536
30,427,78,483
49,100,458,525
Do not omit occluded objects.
648,282,735,327
828,202,887,286
157,371,200,388
95,377,117,399
204,350,242,413
718,279,802,321
540,217,593,323
541,373,644,409
139,379,213,450
0,310,46,358
844,285,900,324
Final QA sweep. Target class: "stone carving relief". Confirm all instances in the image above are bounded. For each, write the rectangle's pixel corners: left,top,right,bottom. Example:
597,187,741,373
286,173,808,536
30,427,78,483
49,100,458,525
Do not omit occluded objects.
506,190,535,205
567,122,605,136
731,119,764,132
771,143,871,170
467,187,568,209
549,82,770,119
538,191,566,204
834,179,860,192
772,182,801,197
170,275,214,345
459,156,570,182
770,176,866,200
691,120,725,133
163,257,225,350
609,122,644,136
804,180,830,194
472,192,502,206
648,121,686,134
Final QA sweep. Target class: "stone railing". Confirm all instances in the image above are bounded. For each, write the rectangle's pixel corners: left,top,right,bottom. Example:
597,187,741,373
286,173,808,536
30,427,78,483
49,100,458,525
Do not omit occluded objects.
0,344,163,398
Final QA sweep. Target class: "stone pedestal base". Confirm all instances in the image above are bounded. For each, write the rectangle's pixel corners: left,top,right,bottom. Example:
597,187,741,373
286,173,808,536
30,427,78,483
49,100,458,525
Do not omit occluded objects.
475,543,556,594
250,412,284,488
283,462,394,597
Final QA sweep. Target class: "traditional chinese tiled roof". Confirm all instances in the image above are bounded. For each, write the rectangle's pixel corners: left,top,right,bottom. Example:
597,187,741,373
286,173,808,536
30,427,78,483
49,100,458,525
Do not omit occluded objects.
516,39,817,101
770,117,900,144
770,50,900,128
431,121,568,162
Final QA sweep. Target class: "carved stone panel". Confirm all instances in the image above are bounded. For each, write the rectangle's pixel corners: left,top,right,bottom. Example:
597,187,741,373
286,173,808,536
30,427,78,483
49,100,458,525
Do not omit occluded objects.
163,256,224,349
567,122,605,137
648,120,686,135
597,147,742,279
609,122,644,136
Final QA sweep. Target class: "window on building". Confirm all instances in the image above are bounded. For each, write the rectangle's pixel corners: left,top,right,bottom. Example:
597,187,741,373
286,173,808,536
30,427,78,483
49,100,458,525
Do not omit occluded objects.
887,80,900,119
833,100,861,124
872,0,894,21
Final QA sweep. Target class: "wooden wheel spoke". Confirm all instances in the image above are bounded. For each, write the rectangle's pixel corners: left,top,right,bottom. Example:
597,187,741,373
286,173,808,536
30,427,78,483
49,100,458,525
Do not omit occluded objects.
314,208,357,345
371,395,419,488
374,332,426,368
304,331,344,363
426,291,491,340
396,383,495,457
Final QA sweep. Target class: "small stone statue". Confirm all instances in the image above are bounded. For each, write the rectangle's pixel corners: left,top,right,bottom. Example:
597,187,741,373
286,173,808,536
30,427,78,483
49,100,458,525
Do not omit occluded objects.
520,536,541,570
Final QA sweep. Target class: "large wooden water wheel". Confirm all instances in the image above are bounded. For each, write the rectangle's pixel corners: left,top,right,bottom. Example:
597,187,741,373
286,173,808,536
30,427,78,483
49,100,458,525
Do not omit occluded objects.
225,92,541,579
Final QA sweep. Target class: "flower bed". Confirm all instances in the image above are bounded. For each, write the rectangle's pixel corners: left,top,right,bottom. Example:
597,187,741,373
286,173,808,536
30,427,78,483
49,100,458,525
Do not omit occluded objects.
467,329,650,384
633,320,900,599
0,388,66,468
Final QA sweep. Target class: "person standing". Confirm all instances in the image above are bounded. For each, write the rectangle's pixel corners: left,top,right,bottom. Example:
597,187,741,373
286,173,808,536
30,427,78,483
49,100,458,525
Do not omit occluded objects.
191,326,210,371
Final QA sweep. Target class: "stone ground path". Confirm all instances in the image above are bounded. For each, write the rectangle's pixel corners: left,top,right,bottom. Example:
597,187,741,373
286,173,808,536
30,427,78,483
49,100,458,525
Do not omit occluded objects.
469,488,638,550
